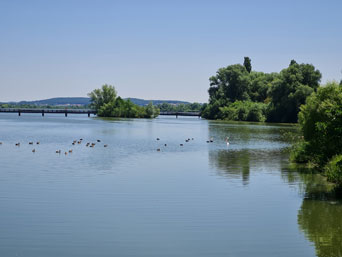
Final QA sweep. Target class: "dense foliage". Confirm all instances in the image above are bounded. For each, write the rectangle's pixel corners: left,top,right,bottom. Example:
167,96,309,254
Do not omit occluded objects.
88,84,159,118
202,58,321,123
157,102,202,112
291,82,342,184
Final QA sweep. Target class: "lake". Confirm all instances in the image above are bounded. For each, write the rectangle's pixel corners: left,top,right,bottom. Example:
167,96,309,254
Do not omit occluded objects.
0,114,341,257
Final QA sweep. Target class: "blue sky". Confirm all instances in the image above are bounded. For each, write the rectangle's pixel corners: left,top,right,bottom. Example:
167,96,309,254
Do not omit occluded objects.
0,0,341,102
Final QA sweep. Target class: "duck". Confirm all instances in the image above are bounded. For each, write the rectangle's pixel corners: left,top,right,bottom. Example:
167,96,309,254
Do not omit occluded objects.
36,142,40,145
157,148,161,151
156,138,160,141
32,149,36,153
0,142,2,145
56,150,61,154
29,142,33,145
180,144,183,146
164,144,167,146
69,149,73,153
104,144,108,147
97,139,101,142
15,143,20,146
64,152,68,155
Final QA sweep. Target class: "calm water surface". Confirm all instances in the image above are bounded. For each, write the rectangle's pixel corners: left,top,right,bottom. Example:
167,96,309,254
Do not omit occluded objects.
0,114,341,257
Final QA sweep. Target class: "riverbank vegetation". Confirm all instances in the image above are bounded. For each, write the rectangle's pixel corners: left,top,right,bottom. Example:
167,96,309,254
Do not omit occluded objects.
88,84,159,118
290,82,342,185
156,102,203,112
202,57,322,123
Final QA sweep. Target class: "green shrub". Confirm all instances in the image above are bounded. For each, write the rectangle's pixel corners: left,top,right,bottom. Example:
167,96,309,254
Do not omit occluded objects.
325,155,342,185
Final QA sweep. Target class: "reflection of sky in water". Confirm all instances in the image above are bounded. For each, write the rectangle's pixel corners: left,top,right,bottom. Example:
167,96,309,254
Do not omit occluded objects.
0,113,340,257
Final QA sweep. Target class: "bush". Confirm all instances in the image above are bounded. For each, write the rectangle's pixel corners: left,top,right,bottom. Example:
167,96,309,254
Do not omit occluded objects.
290,141,312,164
325,155,342,185
297,82,342,166
216,101,267,122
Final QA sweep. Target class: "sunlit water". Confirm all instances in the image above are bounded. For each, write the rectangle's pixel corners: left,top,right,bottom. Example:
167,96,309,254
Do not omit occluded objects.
0,114,341,257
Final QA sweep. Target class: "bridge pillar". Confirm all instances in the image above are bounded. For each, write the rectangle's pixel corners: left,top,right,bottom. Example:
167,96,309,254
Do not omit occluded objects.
42,110,44,117
176,114,178,118
18,111,21,116
65,112,67,117
88,112,90,117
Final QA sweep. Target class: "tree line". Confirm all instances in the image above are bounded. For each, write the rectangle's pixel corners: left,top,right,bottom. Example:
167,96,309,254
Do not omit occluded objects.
201,57,322,123
156,102,203,112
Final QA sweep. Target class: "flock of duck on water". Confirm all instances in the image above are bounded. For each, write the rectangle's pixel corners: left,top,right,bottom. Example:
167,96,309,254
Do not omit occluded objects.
0,137,229,154
0,139,108,155
155,136,229,151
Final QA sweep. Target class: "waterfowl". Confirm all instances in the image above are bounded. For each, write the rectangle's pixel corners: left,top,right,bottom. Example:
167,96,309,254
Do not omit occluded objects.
15,143,20,146
32,149,36,153
72,142,75,145
69,149,73,153
56,150,61,154
36,142,40,145
29,142,33,145
164,144,167,146
97,139,101,142
104,144,108,147
157,148,161,151
180,144,183,146
77,141,81,144
156,138,160,141
86,143,90,147
225,137,230,146
0,142,2,145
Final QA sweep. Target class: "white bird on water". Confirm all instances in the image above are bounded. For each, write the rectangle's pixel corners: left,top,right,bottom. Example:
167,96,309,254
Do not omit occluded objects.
225,137,230,146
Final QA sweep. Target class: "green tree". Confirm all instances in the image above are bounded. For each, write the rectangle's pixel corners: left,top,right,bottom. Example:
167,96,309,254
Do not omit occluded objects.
267,61,321,123
88,85,159,118
243,57,252,73
88,84,117,112
209,64,251,103
291,82,342,184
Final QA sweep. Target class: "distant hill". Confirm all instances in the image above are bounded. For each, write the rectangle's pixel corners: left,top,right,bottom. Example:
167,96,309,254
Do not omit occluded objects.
126,98,190,106
14,97,91,106
1,97,191,107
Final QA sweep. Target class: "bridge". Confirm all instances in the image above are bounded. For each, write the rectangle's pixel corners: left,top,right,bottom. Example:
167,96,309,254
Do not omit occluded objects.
0,108,201,118
0,108,96,117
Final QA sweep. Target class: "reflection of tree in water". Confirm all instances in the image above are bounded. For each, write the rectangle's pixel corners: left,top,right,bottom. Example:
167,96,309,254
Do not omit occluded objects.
282,165,342,257
209,149,286,185
209,149,251,185
298,199,342,257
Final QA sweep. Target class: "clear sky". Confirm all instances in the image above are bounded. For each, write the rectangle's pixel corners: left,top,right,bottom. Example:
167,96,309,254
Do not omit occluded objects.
0,0,341,102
